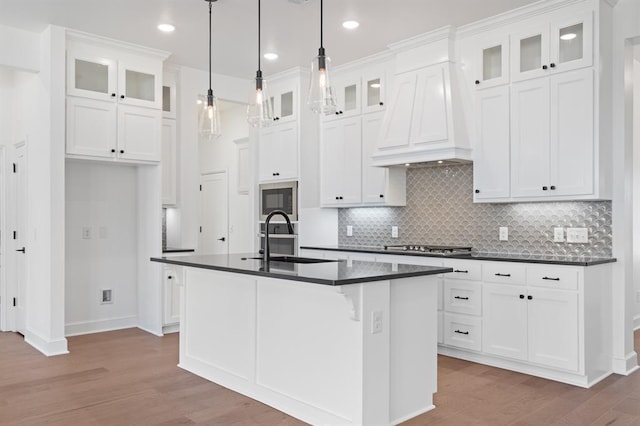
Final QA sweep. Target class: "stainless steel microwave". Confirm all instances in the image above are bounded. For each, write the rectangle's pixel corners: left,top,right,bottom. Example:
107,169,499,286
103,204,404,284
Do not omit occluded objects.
259,181,298,221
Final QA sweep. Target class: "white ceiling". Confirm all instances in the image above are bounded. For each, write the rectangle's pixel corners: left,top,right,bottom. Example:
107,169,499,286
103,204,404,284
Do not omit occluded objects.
0,0,540,79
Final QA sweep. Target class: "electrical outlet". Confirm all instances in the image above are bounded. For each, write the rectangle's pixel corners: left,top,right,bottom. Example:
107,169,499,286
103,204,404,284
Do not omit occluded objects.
566,228,588,243
554,227,565,242
499,227,508,241
82,227,92,239
346,225,353,237
391,226,398,239
101,289,113,304
371,311,383,334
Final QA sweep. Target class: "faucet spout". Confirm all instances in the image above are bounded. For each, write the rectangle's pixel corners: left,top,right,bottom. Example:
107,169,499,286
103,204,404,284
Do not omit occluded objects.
263,210,294,263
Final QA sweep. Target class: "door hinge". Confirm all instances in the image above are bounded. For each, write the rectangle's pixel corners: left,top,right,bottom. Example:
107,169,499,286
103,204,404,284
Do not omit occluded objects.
199,226,202,233
199,184,202,191
13,230,17,240
12,163,16,173
13,297,16,307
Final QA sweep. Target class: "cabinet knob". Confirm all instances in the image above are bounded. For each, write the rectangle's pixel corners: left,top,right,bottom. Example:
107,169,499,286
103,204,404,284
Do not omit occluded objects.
111,93,116,97
475,80,480,85
111,149,116,153
335,111,340,115
379,194,384,198
550,185,556,190
519,294,525,299
120,150,124,154
167,275,173,279
339,196,344,200
335,196,339,200
527,295,533,300
542,65,548,70
549,63,556,68
379,101,384,106
542,186,548,191
120,95,125,99
474,189,480,194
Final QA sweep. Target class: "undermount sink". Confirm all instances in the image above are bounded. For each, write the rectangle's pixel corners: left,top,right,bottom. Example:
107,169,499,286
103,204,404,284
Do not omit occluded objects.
247,256,340,264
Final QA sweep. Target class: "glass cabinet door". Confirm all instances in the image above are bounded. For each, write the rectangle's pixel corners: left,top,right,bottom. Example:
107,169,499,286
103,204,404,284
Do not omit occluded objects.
162,70,178,119
361,64,388,114
118,60,161,109
267,81,297,124
510,27,549,82
474,36,509,89
549,12,593,73
66,52,117,101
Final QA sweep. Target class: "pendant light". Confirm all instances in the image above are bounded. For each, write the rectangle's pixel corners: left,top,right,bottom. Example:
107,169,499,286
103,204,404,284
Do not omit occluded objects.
307,0,337,115
247,0,273,127
199,0,222,139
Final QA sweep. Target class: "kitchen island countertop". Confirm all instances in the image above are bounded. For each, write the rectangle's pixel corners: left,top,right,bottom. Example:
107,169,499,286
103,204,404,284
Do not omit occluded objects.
300,245,616,267
151,253,452,286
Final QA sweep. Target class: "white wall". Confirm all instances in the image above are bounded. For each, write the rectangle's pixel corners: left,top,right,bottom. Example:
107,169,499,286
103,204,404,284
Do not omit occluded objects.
65,162,138,335
0,24,40,72
611,0,640,373
199,102,252,253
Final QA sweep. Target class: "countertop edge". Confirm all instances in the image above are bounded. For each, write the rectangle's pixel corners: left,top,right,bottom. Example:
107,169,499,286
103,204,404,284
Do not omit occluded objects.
300,246,617,267
151,257,452,286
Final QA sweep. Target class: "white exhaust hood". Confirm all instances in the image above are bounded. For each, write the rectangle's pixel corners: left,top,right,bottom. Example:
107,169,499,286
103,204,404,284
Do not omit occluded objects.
371,27,471,167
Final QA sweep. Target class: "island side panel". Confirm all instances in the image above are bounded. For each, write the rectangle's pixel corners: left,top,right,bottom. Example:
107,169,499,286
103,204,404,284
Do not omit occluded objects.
390,275,439,423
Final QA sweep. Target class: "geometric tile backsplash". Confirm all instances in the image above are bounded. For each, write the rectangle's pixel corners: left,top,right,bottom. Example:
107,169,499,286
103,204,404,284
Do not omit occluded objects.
338,164,612,257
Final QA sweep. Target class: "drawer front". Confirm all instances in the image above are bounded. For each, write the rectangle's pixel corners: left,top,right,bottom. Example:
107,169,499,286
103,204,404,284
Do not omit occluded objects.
482,262,526,285
443,313,482,351
444,280,482,316
526,266,579,290
442,260,482,281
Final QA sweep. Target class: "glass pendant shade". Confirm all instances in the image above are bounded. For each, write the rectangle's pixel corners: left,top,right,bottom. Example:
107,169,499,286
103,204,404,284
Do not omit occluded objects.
247,72,273,128
199,91,221,139
308,49,337,115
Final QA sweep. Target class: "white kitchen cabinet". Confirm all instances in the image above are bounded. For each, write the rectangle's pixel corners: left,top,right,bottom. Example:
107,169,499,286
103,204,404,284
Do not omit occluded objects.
473,85,510,200
472,35,510,89
161,119,177,206
361,112,406,205
482,283,528,361
268,80,297,124
324,72,361,120
511,12,593,82
511,68,593,199
162,69,177,119
259,123,298,182
163,265,181,327
373,62,471,166
361,65,387,115
321,116,362,205
66,35,167,163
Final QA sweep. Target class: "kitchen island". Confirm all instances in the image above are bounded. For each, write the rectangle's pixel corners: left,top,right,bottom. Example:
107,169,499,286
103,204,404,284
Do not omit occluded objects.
151,253,452,425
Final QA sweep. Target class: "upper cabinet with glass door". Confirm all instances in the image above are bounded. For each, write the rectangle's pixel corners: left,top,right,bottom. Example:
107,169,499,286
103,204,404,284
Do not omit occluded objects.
361,64,388,114
324,72,361,120
268,79,297,124
510,11,592,82
67,42,163,110
473,35,509,89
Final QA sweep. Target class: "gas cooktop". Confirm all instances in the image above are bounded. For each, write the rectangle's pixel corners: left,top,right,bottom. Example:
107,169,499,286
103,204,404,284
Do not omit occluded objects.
383,245,473,256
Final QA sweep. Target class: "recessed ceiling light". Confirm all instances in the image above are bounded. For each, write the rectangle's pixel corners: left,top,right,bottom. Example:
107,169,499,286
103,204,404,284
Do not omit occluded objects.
158,24,175,33
342,20,360,30
264,52,278,61
405,163,411,167
560,33,577,41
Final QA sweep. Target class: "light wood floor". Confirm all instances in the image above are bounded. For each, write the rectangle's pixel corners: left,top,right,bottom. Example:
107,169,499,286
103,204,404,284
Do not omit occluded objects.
0,329,639,425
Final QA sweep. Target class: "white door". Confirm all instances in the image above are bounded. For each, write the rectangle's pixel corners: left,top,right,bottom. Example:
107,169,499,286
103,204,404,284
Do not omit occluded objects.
482,283,528,361
12,143,27,334
199,172,229,255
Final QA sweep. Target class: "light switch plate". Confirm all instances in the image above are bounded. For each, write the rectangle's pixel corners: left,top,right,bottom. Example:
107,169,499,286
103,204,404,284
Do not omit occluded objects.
553,227,565,242
499,227,508,241
391,226,398,238
566,228,588,243
346,225,353,237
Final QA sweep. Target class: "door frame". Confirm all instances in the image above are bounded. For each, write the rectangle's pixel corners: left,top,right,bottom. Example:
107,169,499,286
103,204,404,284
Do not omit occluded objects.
0,145,6,331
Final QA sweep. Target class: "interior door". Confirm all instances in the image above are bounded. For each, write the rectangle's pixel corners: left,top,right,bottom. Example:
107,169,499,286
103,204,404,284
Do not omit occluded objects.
12,142,26,334
199,172,229,255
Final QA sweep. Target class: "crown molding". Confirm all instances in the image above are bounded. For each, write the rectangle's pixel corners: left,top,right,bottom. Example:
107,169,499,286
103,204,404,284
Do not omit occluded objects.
66,28,171,60
387,26,455,53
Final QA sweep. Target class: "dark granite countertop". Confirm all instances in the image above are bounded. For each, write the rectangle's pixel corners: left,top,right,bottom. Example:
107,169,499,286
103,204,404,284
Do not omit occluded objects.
150,253,452,286
162,247,196,254
300,245,616,267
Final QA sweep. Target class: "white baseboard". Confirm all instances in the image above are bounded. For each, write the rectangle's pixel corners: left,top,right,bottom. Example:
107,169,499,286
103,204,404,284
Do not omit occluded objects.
24,330,69,356
612,351,640,376
65,316,138,337
137,324,164,337
162,323,180,334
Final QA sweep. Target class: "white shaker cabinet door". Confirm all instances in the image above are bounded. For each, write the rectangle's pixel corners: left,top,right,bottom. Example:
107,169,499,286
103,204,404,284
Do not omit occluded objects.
66,96,117,158
482,283,528,361
117,105,162,162
376,72,416,150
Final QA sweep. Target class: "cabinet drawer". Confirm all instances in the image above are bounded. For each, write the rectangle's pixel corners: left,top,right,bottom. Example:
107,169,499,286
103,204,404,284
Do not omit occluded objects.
443,313,482,351
526,266,578,290
482,262,526,285
442,261,482,281
444,280,482,316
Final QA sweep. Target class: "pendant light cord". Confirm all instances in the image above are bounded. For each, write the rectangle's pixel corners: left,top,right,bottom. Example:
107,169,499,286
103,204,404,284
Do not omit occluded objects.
258,0,261,72
208,0,212,91
320,0,323,49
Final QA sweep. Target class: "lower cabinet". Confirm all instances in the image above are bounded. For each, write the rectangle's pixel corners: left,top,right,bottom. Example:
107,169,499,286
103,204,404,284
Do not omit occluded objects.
163,265,181,327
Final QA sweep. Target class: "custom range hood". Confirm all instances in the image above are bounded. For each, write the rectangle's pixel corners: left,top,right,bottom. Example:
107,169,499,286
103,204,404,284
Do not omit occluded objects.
371,27,471,167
